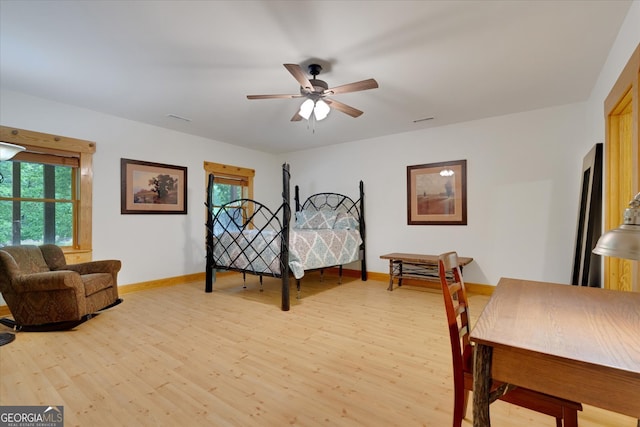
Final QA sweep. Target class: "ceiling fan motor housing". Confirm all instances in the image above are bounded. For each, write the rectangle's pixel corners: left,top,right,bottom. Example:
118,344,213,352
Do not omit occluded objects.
305,79,328,95
303,64,328,95
308,63,322,76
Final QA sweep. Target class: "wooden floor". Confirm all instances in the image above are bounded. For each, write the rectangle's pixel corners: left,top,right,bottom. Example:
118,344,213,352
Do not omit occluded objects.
0,273,635,426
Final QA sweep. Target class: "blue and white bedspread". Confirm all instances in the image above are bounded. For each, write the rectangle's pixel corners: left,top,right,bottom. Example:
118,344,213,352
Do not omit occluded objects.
212,228,362,279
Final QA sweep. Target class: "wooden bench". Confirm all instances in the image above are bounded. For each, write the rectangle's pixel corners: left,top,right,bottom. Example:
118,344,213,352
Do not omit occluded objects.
380,252,473,291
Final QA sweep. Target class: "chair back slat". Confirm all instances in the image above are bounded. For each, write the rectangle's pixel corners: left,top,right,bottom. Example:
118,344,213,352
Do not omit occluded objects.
439,252,471,362
438,251,474,426
448,282,462,294
458,324,469,338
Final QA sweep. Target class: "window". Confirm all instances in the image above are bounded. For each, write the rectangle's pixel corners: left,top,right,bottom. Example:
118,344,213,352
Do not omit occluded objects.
0,161,76,246
0,126,94,256
203,161,254,220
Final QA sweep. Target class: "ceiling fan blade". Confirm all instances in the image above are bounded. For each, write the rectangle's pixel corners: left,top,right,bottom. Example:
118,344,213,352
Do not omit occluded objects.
326,99,363,118
247,94,303,100
291,111,303,122
284,64,314,91
326,78,379,95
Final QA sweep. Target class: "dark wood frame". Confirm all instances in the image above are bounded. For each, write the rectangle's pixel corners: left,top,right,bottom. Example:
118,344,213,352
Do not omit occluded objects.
571,143,603,287
407,159,467,225
121,158,187,214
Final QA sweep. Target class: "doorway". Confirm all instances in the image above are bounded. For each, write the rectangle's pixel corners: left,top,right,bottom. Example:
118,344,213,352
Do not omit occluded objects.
604,44,639,291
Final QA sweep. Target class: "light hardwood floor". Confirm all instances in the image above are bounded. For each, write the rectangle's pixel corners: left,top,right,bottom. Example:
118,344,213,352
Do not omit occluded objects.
0,273,635,426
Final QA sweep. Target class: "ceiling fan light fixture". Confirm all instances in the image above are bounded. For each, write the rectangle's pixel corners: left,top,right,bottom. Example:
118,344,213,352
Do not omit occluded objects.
314,99,330,121
299,99,314,120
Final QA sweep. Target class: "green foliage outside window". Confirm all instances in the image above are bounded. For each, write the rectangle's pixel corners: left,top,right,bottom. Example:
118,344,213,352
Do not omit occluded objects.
213,183,244,206
211,182,246,223
0,161,75,246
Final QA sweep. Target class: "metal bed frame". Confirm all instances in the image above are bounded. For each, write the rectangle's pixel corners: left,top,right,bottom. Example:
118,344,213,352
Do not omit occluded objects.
205,163,366,311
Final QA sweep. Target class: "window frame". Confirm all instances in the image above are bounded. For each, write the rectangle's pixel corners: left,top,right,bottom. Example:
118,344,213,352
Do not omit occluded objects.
203,161,255,223
203,161,254,200
0,126,95,258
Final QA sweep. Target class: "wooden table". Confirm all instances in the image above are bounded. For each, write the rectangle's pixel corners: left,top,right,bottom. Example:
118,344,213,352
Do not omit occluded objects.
470,277,640,427
379,253,473,291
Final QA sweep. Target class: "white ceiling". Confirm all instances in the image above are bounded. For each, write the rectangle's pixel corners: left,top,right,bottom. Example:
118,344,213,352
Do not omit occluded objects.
0,1,632,154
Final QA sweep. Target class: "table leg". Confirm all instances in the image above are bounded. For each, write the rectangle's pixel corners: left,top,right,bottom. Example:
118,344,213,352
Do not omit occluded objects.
387,260,394,291
473,343,492,427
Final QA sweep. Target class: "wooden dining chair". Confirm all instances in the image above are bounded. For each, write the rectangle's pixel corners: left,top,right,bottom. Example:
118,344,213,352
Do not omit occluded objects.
437,251,582,427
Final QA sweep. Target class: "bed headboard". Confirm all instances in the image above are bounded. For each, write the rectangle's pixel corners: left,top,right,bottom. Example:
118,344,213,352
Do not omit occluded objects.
296,181,363,212
300,193,359,216
294,181,366,281
294,181,365,236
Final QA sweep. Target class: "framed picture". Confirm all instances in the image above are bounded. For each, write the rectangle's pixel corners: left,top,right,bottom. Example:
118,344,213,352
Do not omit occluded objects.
407,159,467,225
121,158,187,214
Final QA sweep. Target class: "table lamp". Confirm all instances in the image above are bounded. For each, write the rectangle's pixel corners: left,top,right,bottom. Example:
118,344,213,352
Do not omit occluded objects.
593,192,640,261
0,141,26,184
0,141,26,161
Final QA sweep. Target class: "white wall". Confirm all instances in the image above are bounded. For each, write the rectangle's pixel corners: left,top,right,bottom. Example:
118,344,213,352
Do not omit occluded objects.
281,103,587,285
280,2,639,287
0,89,281,286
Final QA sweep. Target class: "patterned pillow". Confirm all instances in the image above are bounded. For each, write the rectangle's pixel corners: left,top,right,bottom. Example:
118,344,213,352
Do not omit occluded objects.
213,208,242,234
333,212,359,230
295,210,338,229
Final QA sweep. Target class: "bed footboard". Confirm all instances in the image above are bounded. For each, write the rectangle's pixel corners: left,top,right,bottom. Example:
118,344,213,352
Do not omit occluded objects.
205,163,292,310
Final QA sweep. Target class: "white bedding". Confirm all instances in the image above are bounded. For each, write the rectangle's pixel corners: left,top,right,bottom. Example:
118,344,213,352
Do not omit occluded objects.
212,228,362,279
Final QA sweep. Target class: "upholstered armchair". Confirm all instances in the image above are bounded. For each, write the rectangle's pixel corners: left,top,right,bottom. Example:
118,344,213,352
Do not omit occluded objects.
0,244,121,331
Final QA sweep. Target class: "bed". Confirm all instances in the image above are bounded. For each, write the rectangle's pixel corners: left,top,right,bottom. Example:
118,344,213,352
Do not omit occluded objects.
204,163,367,311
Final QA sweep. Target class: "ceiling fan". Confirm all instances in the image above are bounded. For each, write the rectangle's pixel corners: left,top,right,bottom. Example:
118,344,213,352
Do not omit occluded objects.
247,63,378,122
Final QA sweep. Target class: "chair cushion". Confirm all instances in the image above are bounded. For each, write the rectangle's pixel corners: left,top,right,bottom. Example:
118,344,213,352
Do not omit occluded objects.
1,246,50,275
81,273,113,297
39,244,67,270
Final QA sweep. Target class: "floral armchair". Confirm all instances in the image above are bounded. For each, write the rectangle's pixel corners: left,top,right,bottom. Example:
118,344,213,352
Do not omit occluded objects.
0,244,121,331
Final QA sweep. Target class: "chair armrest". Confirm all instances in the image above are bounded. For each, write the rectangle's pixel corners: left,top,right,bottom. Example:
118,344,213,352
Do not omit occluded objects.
14,270,84,294
63,260,122,276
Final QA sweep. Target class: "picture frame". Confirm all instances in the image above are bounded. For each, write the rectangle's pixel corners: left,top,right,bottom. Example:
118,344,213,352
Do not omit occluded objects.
121,158,187,214
407,159,467,225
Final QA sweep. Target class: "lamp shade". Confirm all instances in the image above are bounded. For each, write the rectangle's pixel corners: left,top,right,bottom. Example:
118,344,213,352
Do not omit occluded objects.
592,224,640,260
0,142,25,161
593,192,640,261
299,99,314,120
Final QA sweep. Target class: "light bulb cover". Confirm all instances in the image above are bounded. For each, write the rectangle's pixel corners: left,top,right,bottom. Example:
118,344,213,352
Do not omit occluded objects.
299,99,314,120
314,99,330,121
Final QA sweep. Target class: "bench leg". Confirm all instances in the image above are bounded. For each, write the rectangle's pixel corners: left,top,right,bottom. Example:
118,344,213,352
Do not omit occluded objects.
387,260,394,291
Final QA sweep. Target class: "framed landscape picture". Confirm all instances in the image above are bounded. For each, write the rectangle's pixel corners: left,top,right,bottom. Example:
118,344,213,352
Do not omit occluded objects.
121,158,187,214
407,159,467,225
